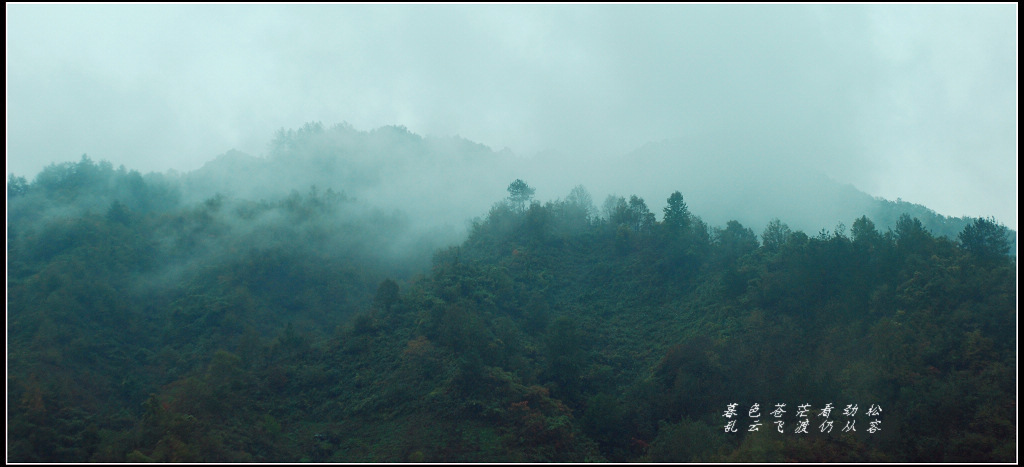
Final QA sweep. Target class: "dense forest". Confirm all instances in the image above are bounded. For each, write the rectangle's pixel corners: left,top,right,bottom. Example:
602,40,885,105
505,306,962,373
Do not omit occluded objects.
7,127,1017,462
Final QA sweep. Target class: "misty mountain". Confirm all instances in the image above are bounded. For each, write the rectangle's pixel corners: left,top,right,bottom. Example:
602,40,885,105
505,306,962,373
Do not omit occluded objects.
176,122,1014,249
7,141,1015,461
180,122,516,240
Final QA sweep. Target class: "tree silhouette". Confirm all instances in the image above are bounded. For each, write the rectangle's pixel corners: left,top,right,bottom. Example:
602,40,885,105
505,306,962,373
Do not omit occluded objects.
507,179,535,213
958,216,1010,262
662,191,691,234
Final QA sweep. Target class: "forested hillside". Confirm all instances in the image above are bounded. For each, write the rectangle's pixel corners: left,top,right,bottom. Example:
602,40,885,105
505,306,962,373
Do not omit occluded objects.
173,123,1017,251
7,131,1017,462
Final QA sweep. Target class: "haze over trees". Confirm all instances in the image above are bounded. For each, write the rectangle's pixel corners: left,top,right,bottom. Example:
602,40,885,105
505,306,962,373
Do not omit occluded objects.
6,123,1016,462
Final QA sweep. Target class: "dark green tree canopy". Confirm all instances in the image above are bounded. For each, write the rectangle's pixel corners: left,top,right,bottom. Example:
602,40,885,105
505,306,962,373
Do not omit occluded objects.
958,216,1011,261
662,191,691,233
894,213,932,252
507,179,535,212
760,218,792,252
8,174,29,199
7,167,1016,463
628,196,656,233
372,278,400,311
715,220,759,260
606,195,656,234
851,215,881,245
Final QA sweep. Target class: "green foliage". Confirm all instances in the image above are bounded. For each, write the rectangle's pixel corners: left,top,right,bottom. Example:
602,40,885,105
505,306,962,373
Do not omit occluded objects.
958,217,1011,263
372,278,401,312
506,179,535,213
645,418,729,462
761,218,792,253
7,165,1016,462
662,191,692,233
716,220,759,259
607,195,656,234
894,213,934,256
8,173,30,198
565,185,596,222
851,215,883,250
542,317,588,403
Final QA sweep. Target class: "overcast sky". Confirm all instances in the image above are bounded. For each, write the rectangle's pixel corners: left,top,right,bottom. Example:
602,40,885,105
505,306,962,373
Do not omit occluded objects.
6,4,1018,228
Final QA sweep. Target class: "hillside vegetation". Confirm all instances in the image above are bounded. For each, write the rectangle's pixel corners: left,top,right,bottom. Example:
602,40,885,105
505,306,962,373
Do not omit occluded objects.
7,130,1016,462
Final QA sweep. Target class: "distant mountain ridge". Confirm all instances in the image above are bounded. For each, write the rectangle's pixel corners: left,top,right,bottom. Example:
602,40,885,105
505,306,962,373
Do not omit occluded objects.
177,122,1014,251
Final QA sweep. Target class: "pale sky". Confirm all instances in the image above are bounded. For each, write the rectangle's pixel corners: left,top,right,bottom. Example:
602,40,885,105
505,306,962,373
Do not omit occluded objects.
6,4,1018,228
